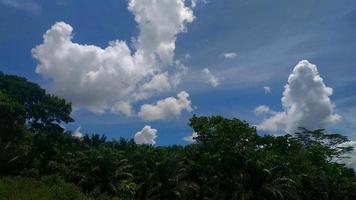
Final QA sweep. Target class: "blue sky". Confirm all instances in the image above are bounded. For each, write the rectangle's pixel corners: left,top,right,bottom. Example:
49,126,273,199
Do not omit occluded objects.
1,0,356,146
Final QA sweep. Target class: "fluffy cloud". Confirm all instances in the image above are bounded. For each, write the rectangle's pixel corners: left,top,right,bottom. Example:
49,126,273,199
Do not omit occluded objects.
202,68,220,87
142,73,171,92
257,60,341,133
128,0,194,64
222,52,237,59
134,125,157,145
183,132,198,142
138,91,192,121
32,0,195,114
134,72,172,100
257,112,286,132
263,86,272,94
32,22,144,113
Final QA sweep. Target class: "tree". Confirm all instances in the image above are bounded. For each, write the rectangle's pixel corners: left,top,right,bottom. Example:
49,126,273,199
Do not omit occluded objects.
0,91,26,144
0,91,32,175
66,145,136,198
1,71,356,199
188,115,260,199
0,72,73,132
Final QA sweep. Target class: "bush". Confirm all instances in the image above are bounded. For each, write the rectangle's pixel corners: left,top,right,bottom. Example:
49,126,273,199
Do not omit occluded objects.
0,176,89,200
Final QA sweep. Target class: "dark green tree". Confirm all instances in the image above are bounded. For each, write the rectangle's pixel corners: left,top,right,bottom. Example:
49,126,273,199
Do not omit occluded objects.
0,72,73,132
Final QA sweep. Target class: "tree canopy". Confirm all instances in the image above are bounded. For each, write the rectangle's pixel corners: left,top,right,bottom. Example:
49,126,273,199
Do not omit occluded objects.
0,71,355,200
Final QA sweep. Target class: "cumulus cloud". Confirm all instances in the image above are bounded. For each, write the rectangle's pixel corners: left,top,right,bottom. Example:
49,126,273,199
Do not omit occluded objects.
134,125,157,145
128,0,194,64
202,68,220,87
264,86,272,94
183,132,198,142
32,22,145,113
257,60,341,133
134,72,172,100
138,91,192,121
257,112,286,132
72,126,83,138
142,73,171,92
222,52,237,59
32,0,195,114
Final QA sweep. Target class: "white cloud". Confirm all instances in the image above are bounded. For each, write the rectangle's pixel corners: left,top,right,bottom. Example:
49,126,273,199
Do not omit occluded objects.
263,86,272,94
110,101,133,117
183,132,198,142
257,112,286,132
72,126,83,138
182,53,191,61
134,72,172,100
257,60,341,133
32,0,195,114
138,91,192,121
338,141,356,170
128,0,194,64
32,22,144,113
202,68,220,87
222,52,237,59
134,125,157,145
1,0,41,14
142,73,171,92
171,60,188,87
254,105,272,116
190,0,208,8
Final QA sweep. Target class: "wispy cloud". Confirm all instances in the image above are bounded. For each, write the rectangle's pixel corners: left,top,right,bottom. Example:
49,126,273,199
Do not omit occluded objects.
222,52,237,59
202,68,220,87
263,86,272,94
1,0,41,14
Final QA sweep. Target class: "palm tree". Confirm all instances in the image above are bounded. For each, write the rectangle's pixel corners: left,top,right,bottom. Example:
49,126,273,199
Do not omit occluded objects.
67,146,135,198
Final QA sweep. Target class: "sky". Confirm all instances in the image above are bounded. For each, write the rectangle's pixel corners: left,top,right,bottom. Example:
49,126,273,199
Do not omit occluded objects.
1,0,356,152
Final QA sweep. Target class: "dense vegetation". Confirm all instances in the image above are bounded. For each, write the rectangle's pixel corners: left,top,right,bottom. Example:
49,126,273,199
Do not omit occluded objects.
1,71,356,200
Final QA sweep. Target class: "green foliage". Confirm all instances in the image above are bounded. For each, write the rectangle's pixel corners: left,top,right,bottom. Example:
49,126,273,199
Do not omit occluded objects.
0,91,26,139
66,145,135,198
0,91,31,176
1,71,356,199
0,72,73,132
0,176,89,200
